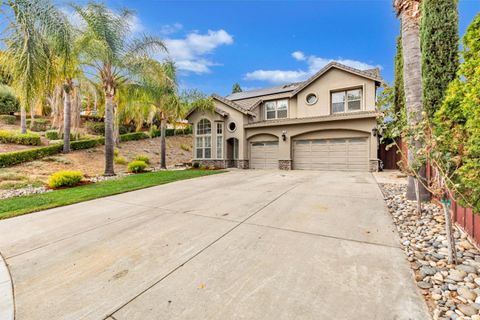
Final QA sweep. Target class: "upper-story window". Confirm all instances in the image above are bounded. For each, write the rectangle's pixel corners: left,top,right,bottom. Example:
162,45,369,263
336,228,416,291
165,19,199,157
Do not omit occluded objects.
331,89,362,114
265,100,288,120
196,118,211,159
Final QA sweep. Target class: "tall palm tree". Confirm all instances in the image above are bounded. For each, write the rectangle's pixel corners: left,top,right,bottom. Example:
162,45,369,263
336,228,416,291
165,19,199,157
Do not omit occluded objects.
74,2,167,176
394,0,429,201
0,0,62,133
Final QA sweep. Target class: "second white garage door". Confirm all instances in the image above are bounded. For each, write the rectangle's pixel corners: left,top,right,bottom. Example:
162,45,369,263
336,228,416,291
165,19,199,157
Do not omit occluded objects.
250,141,279,169
293,138,369,171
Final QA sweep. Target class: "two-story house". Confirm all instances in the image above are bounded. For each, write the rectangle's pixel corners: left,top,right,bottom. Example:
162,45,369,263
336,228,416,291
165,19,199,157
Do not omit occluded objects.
185,62,382,171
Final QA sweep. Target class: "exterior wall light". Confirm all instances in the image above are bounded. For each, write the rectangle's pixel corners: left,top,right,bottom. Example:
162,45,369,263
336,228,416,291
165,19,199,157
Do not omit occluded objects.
282,130,287,141
372,128,378,137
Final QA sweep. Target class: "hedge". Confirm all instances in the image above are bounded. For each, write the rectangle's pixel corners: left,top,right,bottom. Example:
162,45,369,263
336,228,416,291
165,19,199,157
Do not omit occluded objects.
149,126,192,138
0,115,16,125
0,130,41,146
119,132,150,142
26,118,50,132
0,132,151,167
85,121,131,136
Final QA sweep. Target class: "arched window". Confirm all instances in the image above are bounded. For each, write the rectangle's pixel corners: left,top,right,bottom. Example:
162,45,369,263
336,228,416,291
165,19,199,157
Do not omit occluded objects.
196,119,212,159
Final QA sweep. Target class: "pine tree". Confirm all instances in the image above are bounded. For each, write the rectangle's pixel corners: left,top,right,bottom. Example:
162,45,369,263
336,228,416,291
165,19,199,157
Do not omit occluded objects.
231,83,242,93
421,0,459,118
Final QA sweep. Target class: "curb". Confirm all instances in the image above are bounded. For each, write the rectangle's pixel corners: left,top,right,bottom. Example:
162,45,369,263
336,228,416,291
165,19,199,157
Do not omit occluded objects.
0,252,14,320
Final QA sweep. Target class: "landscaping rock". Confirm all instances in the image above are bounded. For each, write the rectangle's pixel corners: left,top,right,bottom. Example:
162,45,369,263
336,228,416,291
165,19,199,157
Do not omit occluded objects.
457,303,478,317
380,183,480,320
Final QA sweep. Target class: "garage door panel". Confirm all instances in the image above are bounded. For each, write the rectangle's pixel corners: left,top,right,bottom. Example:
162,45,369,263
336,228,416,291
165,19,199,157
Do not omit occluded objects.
250,142,279,169
294,138,369,171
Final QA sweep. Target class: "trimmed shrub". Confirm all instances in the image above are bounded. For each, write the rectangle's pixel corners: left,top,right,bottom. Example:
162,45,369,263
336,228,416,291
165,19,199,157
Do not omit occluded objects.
0,115,16,124
86,121,132,136
120,132,149,142
47,170,83,188
128,160,147,173
45,130,59,140
114,156,127,165
27,118,50,132
135,154,150,164
0,130,41,146
149,126,193,138
85,121,105,135
180,144,191,152
0,89,19,114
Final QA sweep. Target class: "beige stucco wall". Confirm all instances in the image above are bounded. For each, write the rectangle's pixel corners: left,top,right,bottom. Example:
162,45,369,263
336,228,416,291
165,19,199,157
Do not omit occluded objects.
256,68,377,121
187,100,250,160
245,117,378,161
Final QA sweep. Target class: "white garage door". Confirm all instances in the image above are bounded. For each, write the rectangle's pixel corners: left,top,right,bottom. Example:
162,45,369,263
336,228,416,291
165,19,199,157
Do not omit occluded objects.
250,141,279,169
293,138,369,171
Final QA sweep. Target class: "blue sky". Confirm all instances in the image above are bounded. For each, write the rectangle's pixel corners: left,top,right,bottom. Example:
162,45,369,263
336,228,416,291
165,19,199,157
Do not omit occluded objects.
65,0,480,96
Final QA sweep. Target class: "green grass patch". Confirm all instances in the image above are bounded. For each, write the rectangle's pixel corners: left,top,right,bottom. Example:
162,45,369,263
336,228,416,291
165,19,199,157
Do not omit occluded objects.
0,169,224,220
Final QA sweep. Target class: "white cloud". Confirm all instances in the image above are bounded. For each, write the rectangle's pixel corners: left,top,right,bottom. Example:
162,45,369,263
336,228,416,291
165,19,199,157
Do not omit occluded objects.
159,23,183,35
161,29,234,74
126,15,144,34
245,51,381,84
244,70,309,83
292,51,306,61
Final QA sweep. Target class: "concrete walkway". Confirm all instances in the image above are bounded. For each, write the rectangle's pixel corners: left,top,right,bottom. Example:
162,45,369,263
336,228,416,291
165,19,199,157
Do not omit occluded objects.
0,170,430,320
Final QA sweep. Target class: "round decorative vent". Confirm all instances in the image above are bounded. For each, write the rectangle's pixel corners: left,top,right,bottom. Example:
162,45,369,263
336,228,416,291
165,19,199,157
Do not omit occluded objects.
228,122,237,132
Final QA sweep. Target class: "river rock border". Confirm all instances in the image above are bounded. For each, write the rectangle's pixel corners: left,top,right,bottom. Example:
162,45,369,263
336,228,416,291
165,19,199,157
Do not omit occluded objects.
380,183,480,320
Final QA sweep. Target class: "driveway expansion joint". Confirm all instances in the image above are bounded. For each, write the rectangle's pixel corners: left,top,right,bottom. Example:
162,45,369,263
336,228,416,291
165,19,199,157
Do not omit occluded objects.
107,182,302,318
244,222,401,249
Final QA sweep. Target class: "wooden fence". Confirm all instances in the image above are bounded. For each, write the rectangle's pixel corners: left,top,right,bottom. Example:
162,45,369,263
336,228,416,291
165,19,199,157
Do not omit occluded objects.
380,139,480,246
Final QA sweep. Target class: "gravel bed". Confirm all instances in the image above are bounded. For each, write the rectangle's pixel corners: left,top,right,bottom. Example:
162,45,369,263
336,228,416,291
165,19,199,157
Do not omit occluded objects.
0,186,52,200
381,183,480,320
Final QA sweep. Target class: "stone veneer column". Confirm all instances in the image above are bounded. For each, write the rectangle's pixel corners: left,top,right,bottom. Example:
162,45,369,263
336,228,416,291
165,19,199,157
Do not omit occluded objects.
279,160,292,170
236,160,249,169
369,159,379,172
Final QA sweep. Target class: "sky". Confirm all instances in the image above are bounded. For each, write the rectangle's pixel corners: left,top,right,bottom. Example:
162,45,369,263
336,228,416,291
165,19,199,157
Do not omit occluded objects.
60,0,480,96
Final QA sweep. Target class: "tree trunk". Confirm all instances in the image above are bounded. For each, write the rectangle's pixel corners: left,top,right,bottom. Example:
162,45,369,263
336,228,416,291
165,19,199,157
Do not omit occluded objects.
113,106,120,146
20,105,27,134
442,201,457,265
63,84,72,153
400,10,430,201
160,113,167,169
414,178,422,214
104,92,115,176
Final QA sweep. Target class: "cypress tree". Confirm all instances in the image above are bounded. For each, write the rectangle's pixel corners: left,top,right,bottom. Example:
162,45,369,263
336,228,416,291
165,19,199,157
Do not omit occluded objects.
394,35,405,117
231,83,242,94
421,0,459,118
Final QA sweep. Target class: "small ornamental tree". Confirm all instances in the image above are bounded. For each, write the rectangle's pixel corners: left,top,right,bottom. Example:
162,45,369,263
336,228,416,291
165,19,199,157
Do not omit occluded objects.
421,0,459,118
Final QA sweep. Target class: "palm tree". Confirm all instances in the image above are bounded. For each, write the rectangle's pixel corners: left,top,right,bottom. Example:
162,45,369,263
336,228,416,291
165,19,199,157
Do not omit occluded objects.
74,2,166,176
0,0,63,133
394,0,429,201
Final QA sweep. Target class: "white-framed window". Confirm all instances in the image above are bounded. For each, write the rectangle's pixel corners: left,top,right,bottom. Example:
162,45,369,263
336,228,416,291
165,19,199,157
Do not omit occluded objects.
196,118,212,159
216,122,223,159
265,99,288,120
331,88,362,113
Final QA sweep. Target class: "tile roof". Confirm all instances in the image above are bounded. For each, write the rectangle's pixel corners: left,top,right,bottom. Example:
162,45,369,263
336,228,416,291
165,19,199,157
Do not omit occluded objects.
211,94,256,116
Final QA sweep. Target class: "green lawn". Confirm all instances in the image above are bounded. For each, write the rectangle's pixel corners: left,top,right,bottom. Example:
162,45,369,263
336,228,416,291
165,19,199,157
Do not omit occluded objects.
0,169,224,220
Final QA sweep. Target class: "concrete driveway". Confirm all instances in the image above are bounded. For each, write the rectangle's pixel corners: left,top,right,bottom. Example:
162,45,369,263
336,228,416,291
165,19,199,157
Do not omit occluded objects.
0,170,429,320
